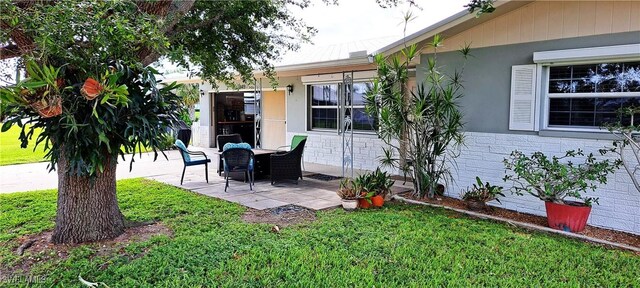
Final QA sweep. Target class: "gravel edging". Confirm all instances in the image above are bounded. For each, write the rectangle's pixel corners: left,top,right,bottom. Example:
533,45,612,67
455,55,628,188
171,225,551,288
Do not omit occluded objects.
392,195,640,254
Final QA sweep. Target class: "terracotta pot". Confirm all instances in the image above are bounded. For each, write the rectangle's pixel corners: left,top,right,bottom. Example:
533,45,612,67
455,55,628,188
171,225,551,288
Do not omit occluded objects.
341,199,357,210
358,198,371,209
545,201,592,232
371,195,384,207
465,200,486,211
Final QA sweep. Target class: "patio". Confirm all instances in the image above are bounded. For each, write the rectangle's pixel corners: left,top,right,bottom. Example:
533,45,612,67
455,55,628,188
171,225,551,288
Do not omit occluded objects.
0,146,409,210
148,147,410,211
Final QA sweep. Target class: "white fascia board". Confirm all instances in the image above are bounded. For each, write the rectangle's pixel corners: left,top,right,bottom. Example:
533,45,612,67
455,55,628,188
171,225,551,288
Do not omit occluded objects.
301,70,377,83
273,57,372,73
533,44,640,64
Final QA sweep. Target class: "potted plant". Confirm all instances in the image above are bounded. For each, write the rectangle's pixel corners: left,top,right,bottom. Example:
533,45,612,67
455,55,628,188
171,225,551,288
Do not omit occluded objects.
460,177,505,211
352,174,373,209
369,168,395,207
352,168,395,208
503,149,620,232
337,178,358,210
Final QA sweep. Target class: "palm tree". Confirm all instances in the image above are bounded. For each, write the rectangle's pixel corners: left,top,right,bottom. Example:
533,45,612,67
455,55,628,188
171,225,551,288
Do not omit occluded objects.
176,83,200,122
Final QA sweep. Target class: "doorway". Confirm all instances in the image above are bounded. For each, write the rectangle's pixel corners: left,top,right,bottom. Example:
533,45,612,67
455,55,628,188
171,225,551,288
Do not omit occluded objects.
261,90,286,149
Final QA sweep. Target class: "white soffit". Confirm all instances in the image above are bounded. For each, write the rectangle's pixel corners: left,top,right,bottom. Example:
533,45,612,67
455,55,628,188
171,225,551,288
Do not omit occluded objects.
301,70,377,83
533,44,640,64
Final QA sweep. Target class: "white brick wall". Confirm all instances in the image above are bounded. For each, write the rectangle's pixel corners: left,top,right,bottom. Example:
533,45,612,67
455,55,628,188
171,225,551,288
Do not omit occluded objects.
288,132,394,173
448,132,640,235
294,130,640,235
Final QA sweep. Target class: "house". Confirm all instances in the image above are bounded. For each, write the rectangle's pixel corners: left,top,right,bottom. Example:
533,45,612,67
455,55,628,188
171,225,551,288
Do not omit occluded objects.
185,0,640,235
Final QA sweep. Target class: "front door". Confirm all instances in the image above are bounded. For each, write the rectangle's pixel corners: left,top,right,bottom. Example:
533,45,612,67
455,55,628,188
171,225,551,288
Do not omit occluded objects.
261,90,286,149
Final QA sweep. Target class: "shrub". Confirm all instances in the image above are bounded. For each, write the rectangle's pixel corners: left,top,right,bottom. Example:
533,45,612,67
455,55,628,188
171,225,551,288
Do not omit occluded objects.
461,177,505,204
503,149,621,206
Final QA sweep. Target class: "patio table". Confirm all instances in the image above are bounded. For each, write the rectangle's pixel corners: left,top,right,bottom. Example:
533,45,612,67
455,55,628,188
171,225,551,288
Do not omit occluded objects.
215,149,277,180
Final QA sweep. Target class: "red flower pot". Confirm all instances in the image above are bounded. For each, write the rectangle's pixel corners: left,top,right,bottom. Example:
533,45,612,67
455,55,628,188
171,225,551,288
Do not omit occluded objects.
544,201,592,232
371,195,384,207
358,198,371,209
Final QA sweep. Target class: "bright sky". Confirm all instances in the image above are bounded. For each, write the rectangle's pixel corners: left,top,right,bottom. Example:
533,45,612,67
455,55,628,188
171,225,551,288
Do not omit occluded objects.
294,0,470,45
160,0,470,77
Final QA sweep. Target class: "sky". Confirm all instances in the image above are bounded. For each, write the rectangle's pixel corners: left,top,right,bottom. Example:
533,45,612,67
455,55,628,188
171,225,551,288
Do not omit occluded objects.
161,0,470,77
293,0,470,46
1,0,471,81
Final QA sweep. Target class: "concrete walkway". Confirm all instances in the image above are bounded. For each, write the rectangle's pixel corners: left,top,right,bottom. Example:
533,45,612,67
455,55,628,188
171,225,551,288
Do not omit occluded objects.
0,147,371,210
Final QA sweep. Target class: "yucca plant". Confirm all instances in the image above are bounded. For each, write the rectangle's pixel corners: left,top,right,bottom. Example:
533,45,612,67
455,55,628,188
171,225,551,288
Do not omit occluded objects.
365,34,468,199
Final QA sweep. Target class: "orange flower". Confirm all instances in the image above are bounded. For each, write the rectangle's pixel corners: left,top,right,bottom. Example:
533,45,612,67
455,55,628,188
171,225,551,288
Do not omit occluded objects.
81,78,103,100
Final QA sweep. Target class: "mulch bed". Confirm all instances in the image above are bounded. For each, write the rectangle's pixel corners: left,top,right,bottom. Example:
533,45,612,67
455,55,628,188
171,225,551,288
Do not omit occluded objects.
399,192,640,250
4,222,172,277
242,205,316,228
304,173,343,182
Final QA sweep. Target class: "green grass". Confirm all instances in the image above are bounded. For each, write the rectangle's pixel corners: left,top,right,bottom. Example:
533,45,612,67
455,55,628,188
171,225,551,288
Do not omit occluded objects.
1,179,638,287
0,126,151,166
0,125,47,166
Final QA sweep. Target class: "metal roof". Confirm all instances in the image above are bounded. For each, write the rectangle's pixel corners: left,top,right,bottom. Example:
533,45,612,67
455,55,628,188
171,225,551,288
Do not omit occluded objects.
273,36,398,68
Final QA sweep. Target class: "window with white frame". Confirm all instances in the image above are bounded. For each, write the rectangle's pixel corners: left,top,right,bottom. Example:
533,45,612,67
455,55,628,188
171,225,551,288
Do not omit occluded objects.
546,61,640,128
308,82,376,131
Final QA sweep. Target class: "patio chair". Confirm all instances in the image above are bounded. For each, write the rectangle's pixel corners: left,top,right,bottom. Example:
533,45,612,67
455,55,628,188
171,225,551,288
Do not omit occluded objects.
217,134,242,176
270,138,306,185
175,139,211,185
277,135,308,171
221,143,255,191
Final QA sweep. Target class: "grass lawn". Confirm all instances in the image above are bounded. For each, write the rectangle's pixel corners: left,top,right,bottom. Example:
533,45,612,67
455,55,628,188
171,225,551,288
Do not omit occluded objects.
1,179,638,287
0,125,152,166
0,125,47,166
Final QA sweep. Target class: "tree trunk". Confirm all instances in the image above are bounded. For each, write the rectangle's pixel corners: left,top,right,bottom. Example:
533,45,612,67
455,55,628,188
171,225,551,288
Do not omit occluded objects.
188,105,195,122
51,151,125,244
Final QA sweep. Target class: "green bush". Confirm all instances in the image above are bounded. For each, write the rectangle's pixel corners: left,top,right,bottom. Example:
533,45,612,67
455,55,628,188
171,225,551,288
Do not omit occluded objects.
503,149,621,206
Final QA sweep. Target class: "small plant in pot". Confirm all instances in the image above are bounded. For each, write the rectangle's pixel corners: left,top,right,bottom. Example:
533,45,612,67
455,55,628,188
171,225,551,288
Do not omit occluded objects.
503,149,621,232
353,168,395,208
370,168,395,207
460,177,505,211
337,178,358,210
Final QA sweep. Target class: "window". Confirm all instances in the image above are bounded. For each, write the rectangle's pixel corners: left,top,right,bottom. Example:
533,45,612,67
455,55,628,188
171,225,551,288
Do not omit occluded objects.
309,84,339,129
547,61,640,128
308,82,376,131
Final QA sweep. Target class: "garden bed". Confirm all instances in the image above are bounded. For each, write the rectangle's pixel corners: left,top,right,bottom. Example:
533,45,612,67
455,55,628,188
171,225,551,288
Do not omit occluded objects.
397,192,640,250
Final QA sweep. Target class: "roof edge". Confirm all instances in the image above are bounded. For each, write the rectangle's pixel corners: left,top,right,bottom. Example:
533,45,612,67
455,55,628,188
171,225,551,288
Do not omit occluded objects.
272,56,372,72
373,0,526,56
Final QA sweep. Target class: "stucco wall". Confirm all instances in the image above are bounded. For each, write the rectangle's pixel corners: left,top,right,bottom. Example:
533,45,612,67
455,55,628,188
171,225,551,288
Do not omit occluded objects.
417,31,640,135
447,132,640,235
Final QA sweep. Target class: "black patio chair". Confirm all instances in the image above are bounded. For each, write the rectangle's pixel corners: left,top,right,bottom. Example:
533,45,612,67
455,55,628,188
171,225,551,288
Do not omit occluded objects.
221,148,255,192
175,139,211,185
270,139,306,185
217,134,242,176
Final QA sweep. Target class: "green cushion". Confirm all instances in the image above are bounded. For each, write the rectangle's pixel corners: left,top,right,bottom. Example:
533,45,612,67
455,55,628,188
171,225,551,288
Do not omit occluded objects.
291,135,307,150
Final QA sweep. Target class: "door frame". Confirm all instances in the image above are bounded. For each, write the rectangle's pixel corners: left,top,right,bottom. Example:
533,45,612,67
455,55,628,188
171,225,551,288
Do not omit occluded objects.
206,86,288,148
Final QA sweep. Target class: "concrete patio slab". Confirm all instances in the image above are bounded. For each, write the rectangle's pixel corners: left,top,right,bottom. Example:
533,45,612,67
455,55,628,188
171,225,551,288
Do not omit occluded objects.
238,198,289,210
297,198,341,210
256,190,318,204
0,145,412,212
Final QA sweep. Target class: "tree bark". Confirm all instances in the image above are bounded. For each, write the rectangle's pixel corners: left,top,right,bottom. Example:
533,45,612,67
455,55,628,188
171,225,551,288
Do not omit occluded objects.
51,151,125,244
